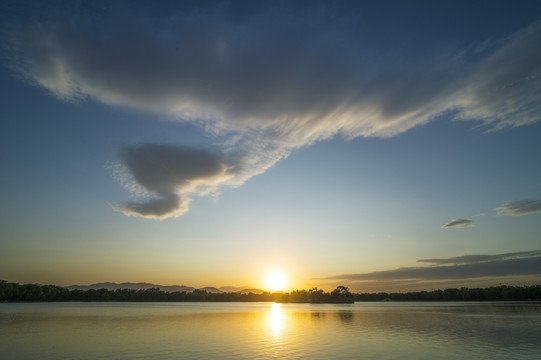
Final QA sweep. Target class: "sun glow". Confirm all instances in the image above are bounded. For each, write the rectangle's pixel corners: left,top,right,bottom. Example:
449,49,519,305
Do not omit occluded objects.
266,271,286,292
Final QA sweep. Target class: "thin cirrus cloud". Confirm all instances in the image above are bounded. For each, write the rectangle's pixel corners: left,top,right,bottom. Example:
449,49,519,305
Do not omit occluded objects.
417,250,541,265
6,5,541,218
318,250,541,282
441,218,474,229
494,200,541,216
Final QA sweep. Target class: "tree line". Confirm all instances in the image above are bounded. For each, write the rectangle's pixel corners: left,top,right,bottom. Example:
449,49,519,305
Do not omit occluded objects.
1,280,540,303
0,281,353,303
353,285,541,301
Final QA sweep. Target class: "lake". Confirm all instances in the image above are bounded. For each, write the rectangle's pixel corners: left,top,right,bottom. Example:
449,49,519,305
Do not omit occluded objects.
1,301,540,359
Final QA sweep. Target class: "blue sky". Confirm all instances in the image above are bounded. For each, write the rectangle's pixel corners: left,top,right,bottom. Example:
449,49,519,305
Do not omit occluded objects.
1,0,541,291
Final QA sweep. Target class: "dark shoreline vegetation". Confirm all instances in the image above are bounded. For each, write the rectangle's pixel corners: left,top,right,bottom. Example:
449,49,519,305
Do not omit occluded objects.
2,280,541,303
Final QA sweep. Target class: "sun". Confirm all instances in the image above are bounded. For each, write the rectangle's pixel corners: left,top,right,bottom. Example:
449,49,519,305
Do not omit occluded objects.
266,271,286,292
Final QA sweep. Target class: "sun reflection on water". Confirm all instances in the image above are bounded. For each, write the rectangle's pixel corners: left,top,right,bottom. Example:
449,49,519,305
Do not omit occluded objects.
268,302,285,339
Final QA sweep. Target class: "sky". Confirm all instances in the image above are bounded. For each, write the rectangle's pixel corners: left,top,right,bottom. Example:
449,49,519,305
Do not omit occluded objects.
1,0,541,292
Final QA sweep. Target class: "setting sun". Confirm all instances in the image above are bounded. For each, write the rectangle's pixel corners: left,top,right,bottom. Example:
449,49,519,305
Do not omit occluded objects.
266,272,286,292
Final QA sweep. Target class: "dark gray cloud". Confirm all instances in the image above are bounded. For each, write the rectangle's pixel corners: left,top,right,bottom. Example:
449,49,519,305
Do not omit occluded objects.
8,10,540,139
120,144,227,194
494,200,541,216
120,194,183,219
417,250,541,265
6,4,541,217
114,144,243,218
319,252,541,282
441,218,474,229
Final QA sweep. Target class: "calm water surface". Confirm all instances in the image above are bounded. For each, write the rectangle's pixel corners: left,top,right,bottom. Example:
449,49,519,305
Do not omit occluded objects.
1,301,540,359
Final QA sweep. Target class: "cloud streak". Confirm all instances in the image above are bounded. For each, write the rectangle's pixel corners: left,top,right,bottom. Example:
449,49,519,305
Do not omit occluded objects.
494,200,541,216
6,4,541,217
417,250,541,265
319,250,541,282
441,218,474,229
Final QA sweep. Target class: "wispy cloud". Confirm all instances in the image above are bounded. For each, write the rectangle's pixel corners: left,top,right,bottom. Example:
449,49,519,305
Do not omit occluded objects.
471,213,485,218
417,250,541,265
6,4,541,217
441,218,474,229
494,200,541,216
455,21,541,130
318,250,541,282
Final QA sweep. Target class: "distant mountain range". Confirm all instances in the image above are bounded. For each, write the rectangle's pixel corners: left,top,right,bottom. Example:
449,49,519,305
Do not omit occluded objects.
65,282,263,294
218,285,255,293
65,282,195,293
198,287,223,294
237,288,265,294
